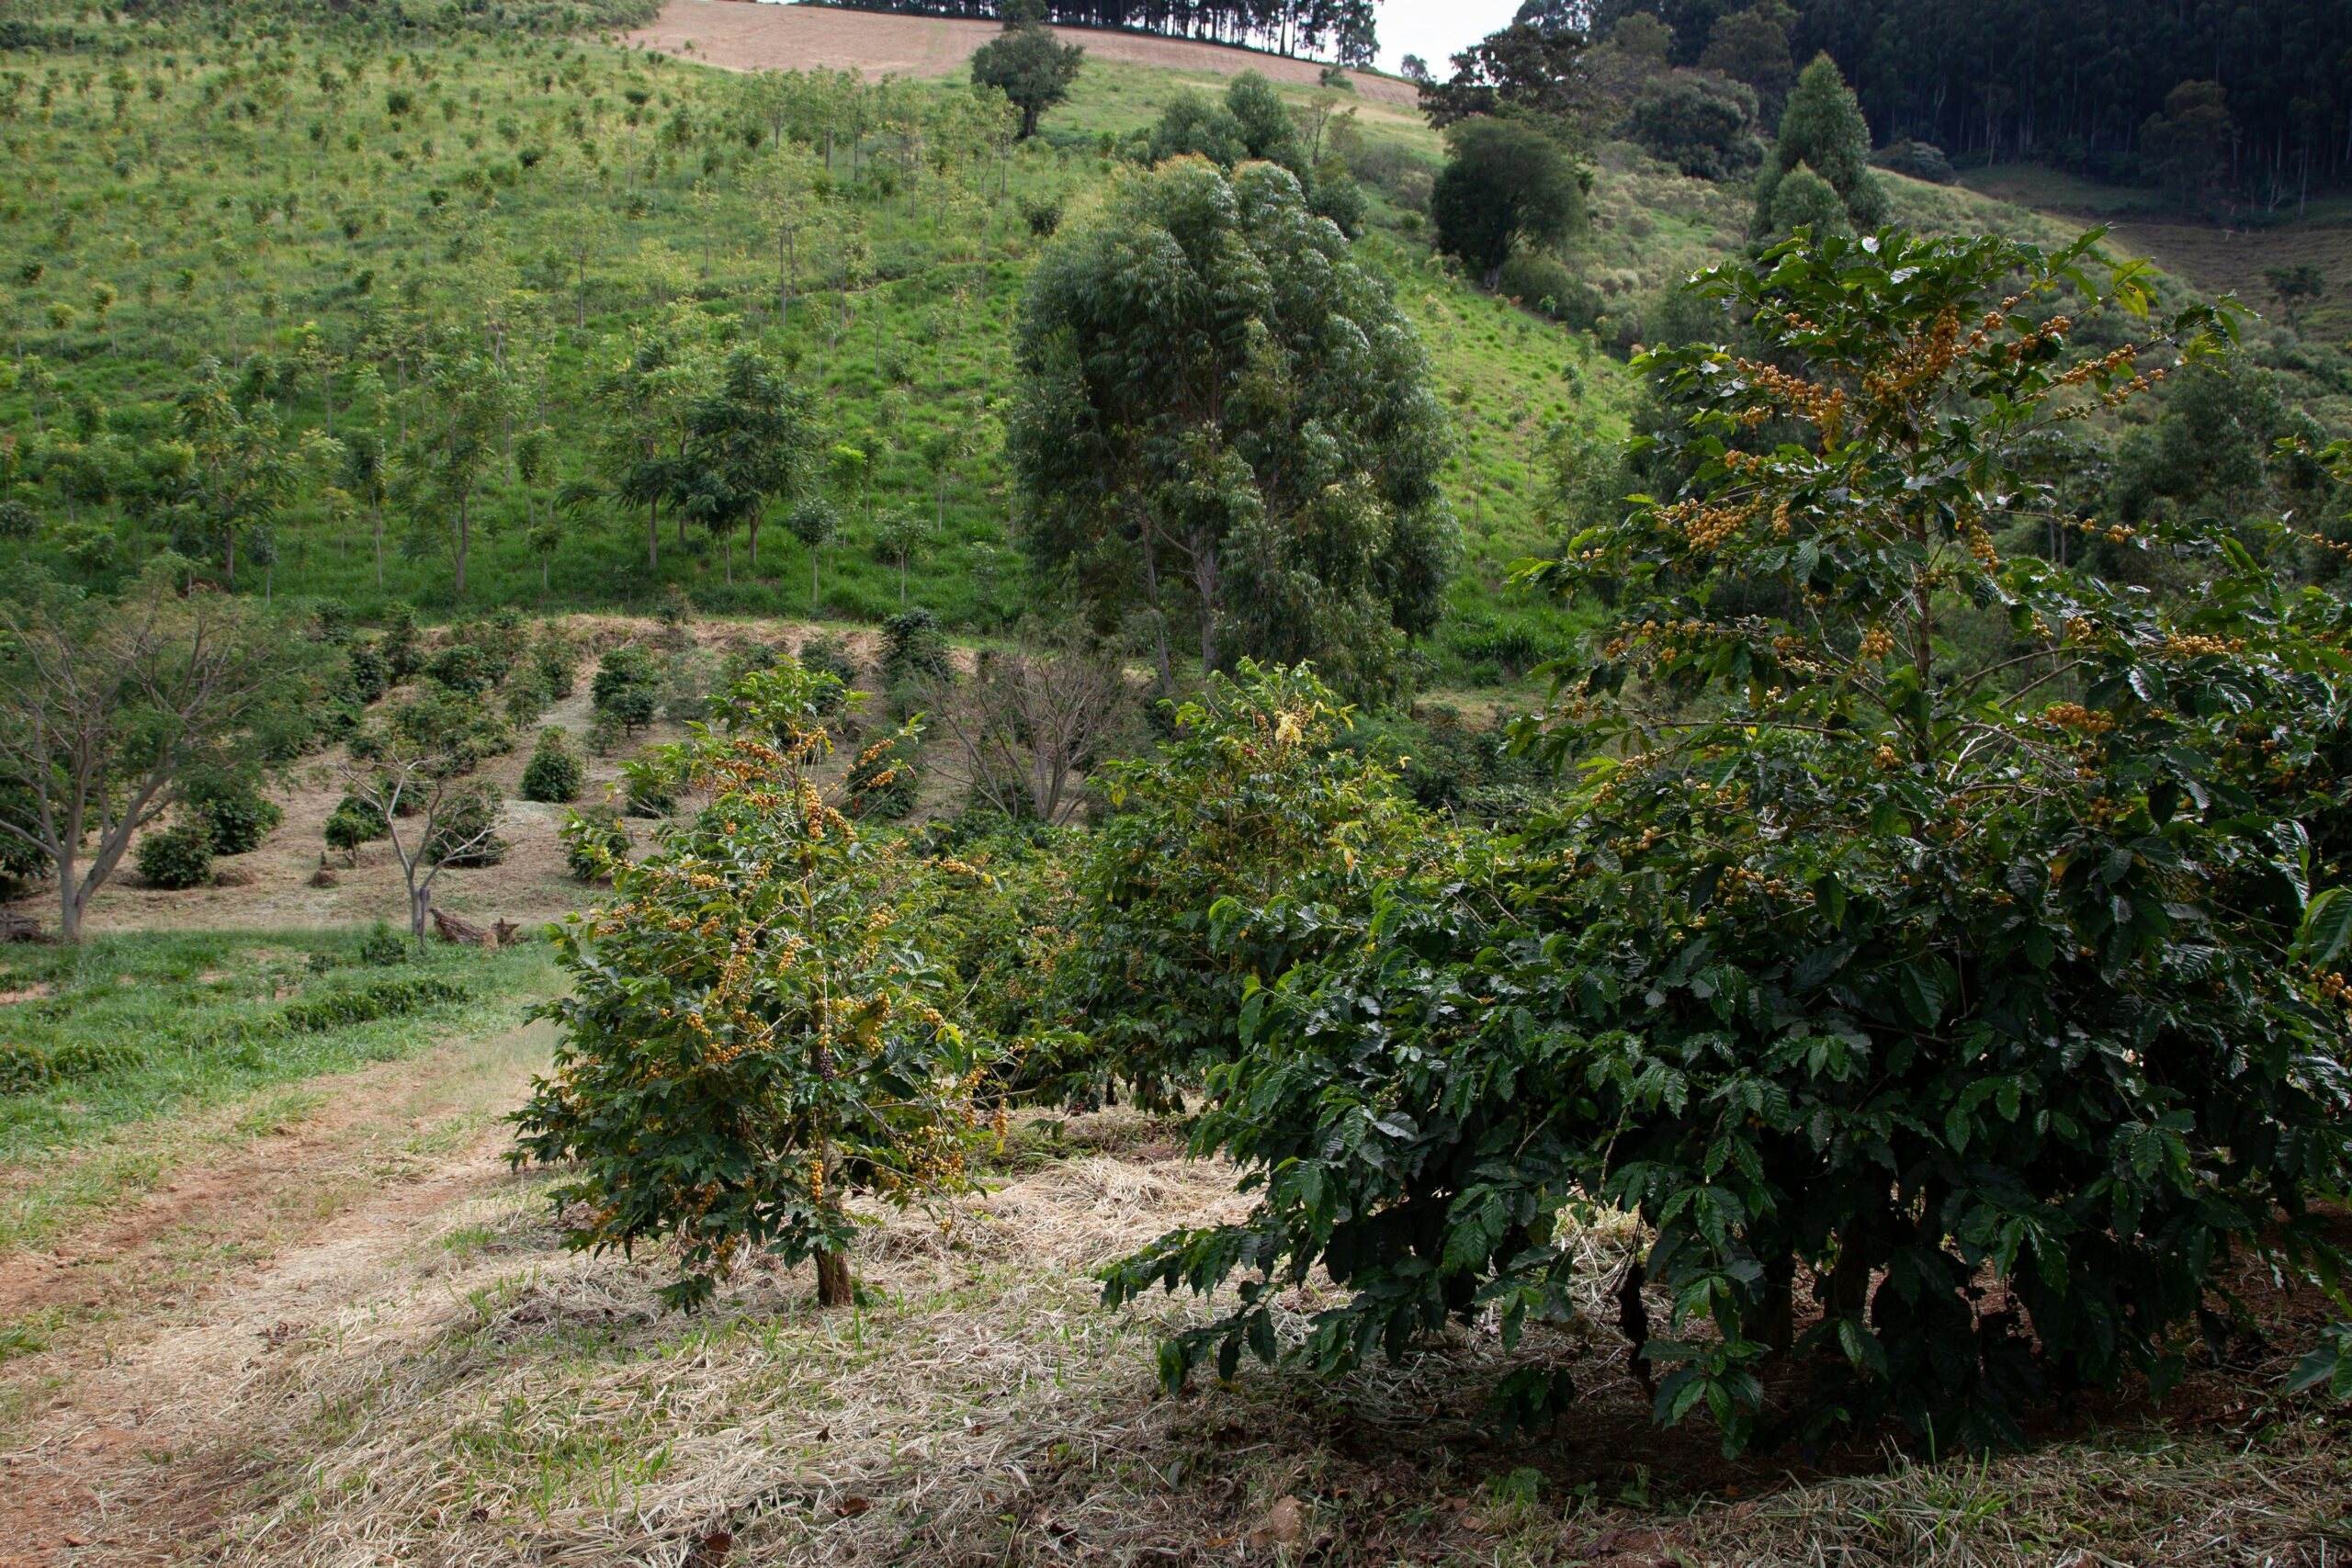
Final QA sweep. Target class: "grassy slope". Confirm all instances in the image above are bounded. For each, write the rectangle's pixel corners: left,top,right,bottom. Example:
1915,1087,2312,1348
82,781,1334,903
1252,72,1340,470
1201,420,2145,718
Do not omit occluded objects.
0,14,2250,698
0,932,559,1247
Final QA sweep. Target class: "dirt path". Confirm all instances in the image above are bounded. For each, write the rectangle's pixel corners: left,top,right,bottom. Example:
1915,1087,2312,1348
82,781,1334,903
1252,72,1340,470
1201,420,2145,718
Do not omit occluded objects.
0,1020,557,1568
625,0,1419,105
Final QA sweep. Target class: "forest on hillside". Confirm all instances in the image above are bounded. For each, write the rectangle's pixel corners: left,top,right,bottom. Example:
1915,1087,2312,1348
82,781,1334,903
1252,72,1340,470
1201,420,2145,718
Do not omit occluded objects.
1579,0,2352,208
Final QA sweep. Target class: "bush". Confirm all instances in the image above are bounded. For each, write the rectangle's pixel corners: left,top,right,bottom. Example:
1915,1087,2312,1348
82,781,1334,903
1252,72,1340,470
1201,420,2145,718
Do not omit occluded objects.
1021,194,1062,236
425,784,507,867
346,642,390,705
380,604,423,681
563,803,632,882
845,729,921,820
797,634,859,713
881,608,951,687
136,820,214,889
357,920,409,964
520,727,585,803
426,640,504,694
503,675,550,728
1107,231,2352,1457
1047,662,1431,1109
279,976,467,1033
593,644,662,736
182,769,283,856
534,634,578,698
324,794,390,860
388,687,514,774
1496,250,1603,328
514,662,983,1310
1872,137,1957,183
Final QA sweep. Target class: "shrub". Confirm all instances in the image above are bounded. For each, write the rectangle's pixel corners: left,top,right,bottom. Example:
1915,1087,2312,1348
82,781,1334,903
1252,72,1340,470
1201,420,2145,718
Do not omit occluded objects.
346,642,390,706
592,644,662,736
426,640,503,694
1497,250,1602,328
182,768,283,856
562,803,632,883
503,673,550,728
797,634,858,714
380,603,423,681
135,820,214,889
387,687,514,773
1021,194,1062,236
533,634,577,698
520,727,584,803
280,976,467,1033
1048,662,1432,1109
881,608,951,687
514,663,983,1310
1871,137,1957,184
1107,230,2352,1457
357,920,409,964
425,784,507,867
324,794,390,860
621,745,681,817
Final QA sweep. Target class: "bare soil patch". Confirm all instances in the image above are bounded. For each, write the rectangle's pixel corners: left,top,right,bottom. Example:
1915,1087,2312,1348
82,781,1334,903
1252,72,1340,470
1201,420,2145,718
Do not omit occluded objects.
625,0,1418,105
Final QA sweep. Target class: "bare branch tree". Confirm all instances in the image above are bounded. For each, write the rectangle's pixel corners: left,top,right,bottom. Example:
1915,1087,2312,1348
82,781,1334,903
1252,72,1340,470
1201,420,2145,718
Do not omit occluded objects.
0,568,314,942
922,637,1129,826
332,730,505,943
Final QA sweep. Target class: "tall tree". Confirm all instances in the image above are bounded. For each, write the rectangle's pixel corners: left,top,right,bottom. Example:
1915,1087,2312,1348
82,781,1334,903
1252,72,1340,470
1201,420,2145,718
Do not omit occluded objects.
1755,52,1886,235
1012,158,1455,699
676,348,820,576
968,11,1085,141
1430,115,1589,285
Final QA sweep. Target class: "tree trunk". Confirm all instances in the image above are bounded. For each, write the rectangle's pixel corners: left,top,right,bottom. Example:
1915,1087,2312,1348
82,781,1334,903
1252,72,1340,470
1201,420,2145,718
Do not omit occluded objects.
648,498,660,571
409,879,432,942
56,855,82,944
455,491,469,597
373,502,384,589
810,552,820,614
815,1248,853,1307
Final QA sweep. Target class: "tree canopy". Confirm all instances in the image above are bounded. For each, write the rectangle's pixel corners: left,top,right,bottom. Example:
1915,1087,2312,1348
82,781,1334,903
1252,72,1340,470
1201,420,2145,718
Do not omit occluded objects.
1010,157,1453,699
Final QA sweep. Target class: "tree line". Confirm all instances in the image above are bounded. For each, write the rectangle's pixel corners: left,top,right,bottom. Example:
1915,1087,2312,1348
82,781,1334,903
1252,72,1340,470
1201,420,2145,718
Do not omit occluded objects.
807,0,1381,66
1589,0,2351,202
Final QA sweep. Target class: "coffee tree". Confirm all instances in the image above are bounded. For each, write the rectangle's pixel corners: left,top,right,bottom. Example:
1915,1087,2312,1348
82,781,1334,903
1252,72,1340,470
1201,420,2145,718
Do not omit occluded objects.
514,663,987,1310
1107,230,2352,1453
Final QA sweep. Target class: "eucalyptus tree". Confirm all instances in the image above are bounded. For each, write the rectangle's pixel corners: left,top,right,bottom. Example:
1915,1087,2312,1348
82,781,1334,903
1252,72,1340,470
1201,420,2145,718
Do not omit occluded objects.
1012,159,1454,698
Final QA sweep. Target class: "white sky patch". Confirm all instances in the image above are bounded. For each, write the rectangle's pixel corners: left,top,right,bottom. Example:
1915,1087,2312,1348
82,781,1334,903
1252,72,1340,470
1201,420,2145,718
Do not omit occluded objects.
1370,0,1522,75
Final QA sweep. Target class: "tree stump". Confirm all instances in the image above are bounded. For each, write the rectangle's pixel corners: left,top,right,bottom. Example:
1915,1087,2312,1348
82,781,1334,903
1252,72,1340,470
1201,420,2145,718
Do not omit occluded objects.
0,911,41,943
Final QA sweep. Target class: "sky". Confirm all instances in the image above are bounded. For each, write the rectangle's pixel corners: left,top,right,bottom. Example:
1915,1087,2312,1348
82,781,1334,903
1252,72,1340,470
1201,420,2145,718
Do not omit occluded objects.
1370,0,1524,76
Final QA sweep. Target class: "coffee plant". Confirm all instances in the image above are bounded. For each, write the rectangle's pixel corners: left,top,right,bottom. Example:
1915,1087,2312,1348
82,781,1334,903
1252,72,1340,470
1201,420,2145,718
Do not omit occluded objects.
1105,231,2352,1453
514,661,988,1310
520,727,585,803
135,819,215,889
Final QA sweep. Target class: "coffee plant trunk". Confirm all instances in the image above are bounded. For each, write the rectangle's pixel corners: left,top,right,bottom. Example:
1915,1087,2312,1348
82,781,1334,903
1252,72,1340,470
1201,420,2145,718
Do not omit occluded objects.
815,1249,853,1307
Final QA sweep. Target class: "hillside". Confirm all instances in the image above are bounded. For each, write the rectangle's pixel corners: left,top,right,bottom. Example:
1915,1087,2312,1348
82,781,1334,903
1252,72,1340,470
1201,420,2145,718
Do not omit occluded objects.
0,0,2279,695
625,0,1418,105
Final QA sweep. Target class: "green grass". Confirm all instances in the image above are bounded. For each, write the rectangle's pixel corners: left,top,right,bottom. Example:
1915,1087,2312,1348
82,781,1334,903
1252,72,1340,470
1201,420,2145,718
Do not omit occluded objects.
3,9,2334,699
0,20,1592,671
0,929,560,1249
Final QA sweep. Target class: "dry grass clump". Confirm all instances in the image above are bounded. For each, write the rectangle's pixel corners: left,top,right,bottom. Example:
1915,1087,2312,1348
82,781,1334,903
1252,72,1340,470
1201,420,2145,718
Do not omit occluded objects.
191,1106,2352,1568
1675,1430,2352,1566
